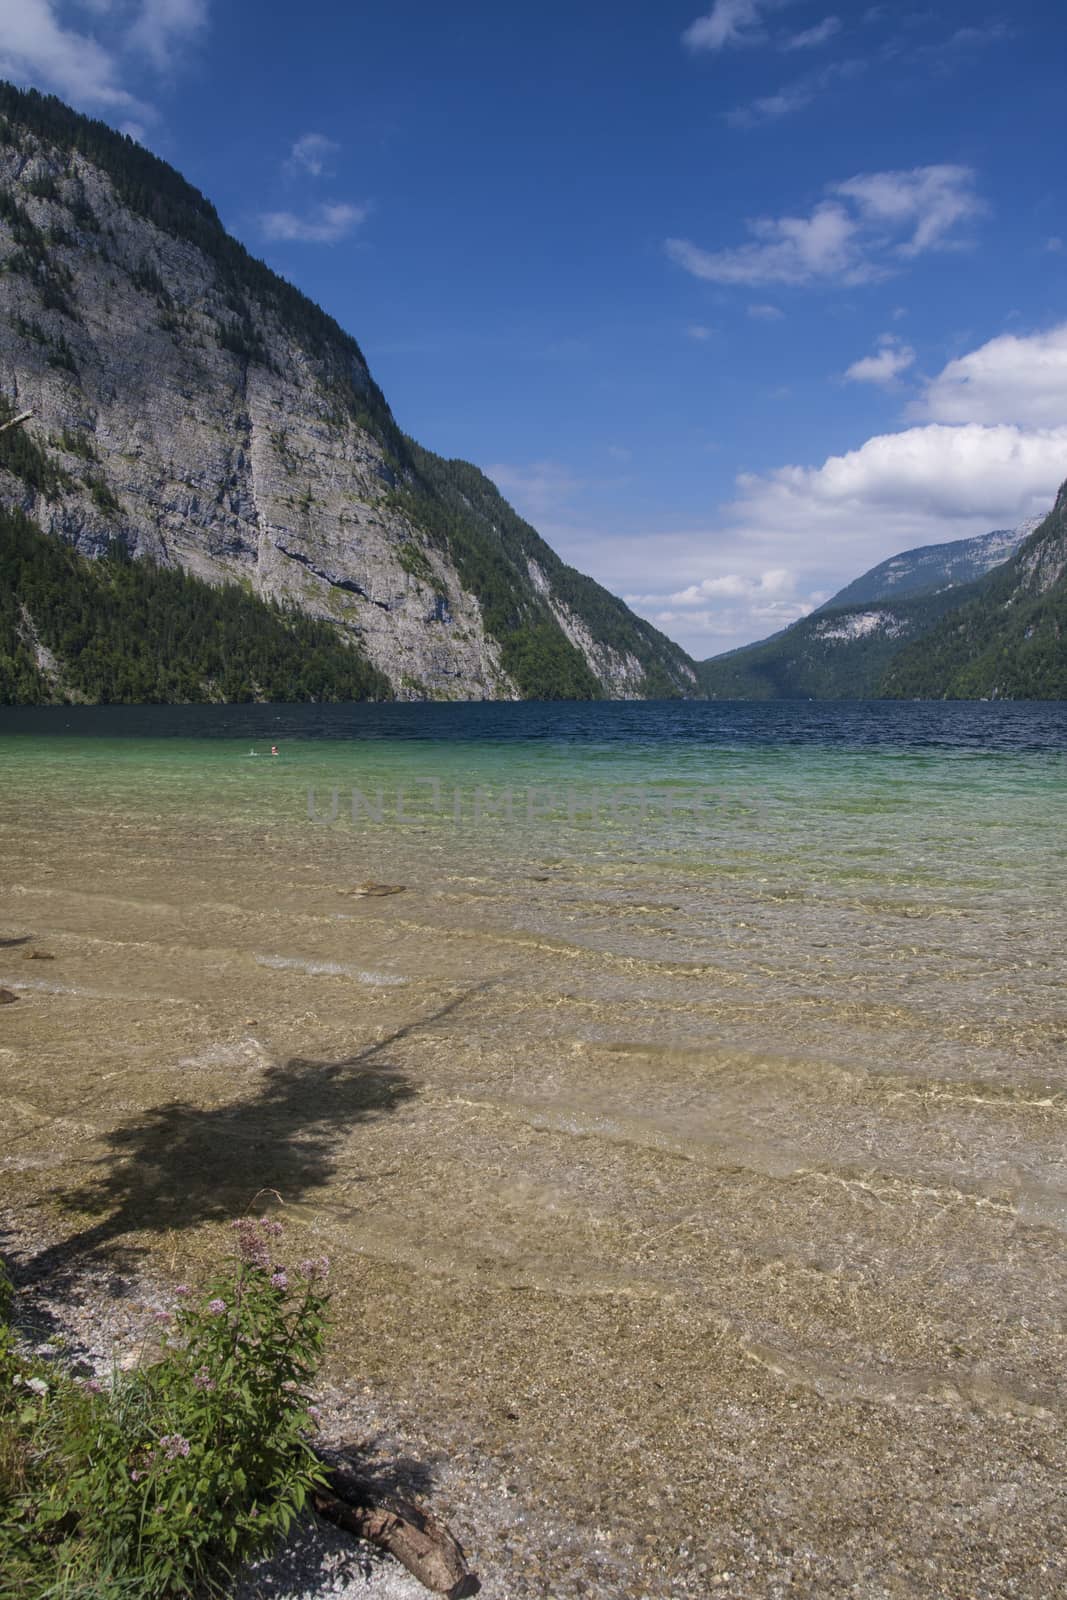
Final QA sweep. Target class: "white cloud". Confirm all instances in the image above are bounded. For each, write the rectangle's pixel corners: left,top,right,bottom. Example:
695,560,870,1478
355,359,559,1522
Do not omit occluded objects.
667,200,864,287
648,598,817,644
0,0,140,111
620,562,828,652
834,164,983,256
682,0,765,53
666,164,981,288
127,0,207,71
684,2,843,60
726,80,816,126
748,302,784,320
686,323,715,341
538,323,1067,657
629,567,798,606
914,323,1067,428
1047,237,1064,254
730,424,1066,553
783,15,841,50
284,132,340,179
726,55,862,126
259,201,367,244
0,0,208,115
844,333,916,386
612,421,1063,654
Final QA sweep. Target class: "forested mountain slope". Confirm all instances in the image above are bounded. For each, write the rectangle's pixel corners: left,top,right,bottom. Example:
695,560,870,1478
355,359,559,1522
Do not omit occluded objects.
882,482,1067,700
696,510,1061,701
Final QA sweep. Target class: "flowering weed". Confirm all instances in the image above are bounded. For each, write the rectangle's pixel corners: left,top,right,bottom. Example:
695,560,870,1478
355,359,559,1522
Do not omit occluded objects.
0,1219,332,1597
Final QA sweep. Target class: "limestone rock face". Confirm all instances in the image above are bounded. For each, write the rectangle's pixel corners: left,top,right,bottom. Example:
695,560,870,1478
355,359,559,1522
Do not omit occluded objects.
0,142,517,700
0,100,695,701
1015,487,1067,596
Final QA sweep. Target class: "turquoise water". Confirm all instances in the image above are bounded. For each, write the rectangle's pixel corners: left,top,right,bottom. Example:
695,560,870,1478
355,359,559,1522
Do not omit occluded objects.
3,700,1065,834
4,699,1065,1131
3,702,1064,913
2,701,1066,1595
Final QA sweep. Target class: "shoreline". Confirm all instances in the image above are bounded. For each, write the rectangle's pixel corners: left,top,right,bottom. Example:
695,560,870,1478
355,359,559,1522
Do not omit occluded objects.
1,1205,492,1600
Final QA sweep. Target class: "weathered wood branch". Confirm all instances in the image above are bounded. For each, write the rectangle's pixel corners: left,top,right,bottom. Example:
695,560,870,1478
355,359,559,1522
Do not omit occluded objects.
311,1455,479,1598
0,409,33,434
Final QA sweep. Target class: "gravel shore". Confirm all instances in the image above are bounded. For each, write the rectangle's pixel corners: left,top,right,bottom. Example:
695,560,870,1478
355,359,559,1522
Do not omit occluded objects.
2,1208,495,1600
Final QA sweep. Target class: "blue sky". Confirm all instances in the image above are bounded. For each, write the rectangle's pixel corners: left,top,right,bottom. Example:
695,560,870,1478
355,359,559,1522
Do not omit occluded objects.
2,1,1066,656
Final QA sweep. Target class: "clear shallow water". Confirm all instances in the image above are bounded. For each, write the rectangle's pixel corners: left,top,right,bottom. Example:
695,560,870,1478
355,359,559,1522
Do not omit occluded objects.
2,701,1066,1595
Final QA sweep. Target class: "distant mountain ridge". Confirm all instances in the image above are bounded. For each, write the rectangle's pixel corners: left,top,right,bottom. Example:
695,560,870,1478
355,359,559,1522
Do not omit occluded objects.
696,509,1063,701
816,523,1038,612
0,82,695,704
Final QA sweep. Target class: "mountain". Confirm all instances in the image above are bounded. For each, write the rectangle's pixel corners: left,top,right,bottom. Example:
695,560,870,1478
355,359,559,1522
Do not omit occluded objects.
0,500,391,704
0,83,695,704
815,523,1036,612
694,588,975,700
881,484,1067,700
695,515,1053,701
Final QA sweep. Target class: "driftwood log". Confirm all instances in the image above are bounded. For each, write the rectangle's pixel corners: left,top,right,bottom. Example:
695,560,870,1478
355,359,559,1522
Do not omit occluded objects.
311,1451,479,1597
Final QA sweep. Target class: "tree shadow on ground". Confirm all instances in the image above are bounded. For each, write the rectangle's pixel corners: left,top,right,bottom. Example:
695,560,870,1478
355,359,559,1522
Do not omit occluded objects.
19,983,493,1289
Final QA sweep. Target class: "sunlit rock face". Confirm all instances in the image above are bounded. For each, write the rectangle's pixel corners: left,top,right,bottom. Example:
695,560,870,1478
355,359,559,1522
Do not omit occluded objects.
0,100,694,702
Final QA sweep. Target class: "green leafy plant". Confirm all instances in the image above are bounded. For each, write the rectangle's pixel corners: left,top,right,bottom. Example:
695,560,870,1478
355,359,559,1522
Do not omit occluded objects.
0,1218,332,1597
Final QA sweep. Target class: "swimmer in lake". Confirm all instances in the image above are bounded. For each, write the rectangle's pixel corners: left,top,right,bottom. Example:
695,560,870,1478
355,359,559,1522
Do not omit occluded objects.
270,745,279,756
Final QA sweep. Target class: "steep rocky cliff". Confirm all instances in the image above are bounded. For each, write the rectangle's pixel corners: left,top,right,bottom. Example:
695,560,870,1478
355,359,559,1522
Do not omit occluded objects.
0,84,694,703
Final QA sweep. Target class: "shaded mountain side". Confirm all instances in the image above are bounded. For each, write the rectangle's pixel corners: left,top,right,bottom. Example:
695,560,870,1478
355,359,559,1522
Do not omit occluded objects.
695,584,982,701
0,502,391,704
817,523,1034,611
0,82,695,703
882,484,1067,700
400,446,693,699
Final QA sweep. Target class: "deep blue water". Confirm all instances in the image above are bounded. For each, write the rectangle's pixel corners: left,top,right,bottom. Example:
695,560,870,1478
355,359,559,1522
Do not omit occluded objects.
2,699,1067,753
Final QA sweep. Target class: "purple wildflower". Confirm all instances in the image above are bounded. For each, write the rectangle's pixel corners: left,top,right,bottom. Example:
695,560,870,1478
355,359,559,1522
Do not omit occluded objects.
153,1310,171,1325
233,1218,272,1269
207,1298,226,1315
130,1469,143,1482
174,1284,191,1297
297,1255,330,1283
192,1368,217,1392
259,1217,284,1239
82,1377,104,1395
160,1434,191,1459
269,1270,288,1290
